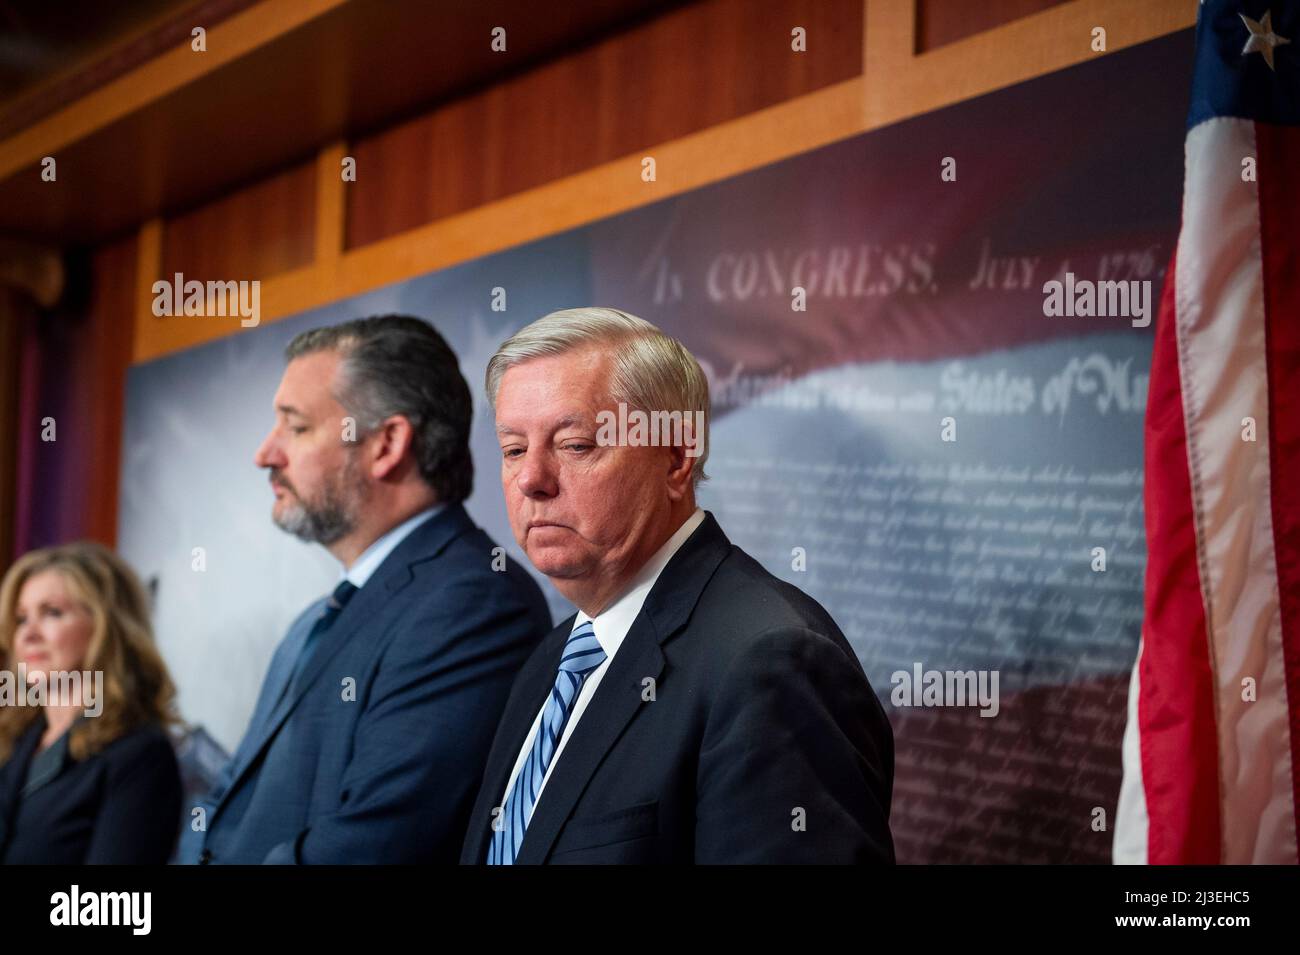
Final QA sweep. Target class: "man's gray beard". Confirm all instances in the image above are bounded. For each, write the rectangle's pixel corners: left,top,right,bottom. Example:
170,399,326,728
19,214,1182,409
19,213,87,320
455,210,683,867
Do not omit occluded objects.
273,454,365,545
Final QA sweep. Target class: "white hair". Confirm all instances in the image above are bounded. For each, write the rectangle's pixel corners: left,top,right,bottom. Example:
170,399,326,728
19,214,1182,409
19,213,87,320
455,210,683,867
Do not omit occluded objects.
486,307,710,484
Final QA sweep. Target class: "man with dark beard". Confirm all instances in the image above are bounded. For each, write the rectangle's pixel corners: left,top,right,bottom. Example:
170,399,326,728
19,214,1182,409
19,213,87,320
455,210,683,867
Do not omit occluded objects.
178,316,551,864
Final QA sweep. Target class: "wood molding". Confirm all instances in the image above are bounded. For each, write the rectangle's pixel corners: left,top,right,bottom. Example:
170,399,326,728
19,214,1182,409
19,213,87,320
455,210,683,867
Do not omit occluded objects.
0,0,348,183
314,142,348,264
130,0,1196,364
864,0,914,73
133,218,164,357
132,77,867,363
868,0,1197,131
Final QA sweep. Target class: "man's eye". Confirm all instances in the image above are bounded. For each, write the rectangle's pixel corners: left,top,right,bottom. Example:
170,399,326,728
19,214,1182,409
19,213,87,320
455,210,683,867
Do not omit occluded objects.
290,426,308,435
564,444,592,454
502,448,524,459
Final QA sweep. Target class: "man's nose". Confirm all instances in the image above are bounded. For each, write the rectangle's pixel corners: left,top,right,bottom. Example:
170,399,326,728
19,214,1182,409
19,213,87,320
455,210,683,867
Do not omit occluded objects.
254,428,283,469
515,450,558,499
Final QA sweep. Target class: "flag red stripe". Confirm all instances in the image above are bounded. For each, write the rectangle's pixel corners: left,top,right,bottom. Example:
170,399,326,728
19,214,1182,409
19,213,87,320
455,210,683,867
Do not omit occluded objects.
1256,122,1300,862
1138,251,1222,864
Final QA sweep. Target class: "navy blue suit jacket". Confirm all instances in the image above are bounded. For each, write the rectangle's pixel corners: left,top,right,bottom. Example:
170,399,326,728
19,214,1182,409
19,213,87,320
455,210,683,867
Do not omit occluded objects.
179,503,550,864
461,512,895,864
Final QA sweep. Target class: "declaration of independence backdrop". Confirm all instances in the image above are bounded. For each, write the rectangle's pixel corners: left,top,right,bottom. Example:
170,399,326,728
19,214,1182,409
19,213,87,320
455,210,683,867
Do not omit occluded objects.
118,29,1193,863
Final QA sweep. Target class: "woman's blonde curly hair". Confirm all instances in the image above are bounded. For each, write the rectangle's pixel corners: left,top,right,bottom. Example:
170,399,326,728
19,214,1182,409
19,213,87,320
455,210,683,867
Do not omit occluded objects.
0,541,179,763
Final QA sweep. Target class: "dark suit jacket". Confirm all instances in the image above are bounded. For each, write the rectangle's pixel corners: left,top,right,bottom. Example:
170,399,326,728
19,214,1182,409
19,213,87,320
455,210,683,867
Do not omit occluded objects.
460,511,895,864
0,716,181,864
178,502,551,864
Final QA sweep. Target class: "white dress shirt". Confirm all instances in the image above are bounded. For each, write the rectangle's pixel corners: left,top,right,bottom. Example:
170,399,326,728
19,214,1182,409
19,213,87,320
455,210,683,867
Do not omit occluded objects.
343,505,444,589
497,507,706,813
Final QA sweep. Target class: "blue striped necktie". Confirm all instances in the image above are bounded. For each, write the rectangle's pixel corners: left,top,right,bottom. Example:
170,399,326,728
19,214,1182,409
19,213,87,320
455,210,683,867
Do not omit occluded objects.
489,620,605,865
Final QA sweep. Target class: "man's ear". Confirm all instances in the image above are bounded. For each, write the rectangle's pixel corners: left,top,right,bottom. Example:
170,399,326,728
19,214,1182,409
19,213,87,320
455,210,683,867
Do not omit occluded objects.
665,443,693,502
369,415,416,481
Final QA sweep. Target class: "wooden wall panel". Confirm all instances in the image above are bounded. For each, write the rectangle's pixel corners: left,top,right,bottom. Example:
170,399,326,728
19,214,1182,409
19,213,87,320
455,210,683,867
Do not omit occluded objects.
161,158,316,283
0,0,258,142
125,0,1194,364
13,0,1199,551
345,0,863,249
917,0,1074,52
0,0,689,245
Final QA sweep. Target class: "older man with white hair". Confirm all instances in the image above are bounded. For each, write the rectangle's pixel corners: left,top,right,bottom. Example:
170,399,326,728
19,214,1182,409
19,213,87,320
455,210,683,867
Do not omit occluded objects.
460,307,894,864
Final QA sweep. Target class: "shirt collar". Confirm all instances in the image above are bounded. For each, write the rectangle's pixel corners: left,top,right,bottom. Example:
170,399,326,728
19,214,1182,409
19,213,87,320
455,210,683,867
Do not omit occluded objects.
574,508,706,656
344,505,444,589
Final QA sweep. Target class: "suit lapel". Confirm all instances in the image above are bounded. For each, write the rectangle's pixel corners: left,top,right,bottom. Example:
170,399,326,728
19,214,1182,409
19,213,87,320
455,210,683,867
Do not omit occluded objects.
0,717,44,852
515,617,665,864
515,511,732,864
278,563,401,707
220,504,475,802
262,608,318,717
463,620,573,863
213,612,312,805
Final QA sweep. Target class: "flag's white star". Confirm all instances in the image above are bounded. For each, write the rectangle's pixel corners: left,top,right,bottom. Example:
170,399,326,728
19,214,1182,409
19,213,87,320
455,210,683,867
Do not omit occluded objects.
1240,10,1290,70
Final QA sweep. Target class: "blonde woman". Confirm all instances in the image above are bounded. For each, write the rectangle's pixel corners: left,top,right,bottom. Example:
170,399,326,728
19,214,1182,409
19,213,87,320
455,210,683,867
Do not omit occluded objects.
0,542,181,864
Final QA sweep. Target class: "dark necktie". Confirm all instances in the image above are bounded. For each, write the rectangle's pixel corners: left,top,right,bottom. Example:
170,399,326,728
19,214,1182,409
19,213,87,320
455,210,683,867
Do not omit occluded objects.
290,580,359,690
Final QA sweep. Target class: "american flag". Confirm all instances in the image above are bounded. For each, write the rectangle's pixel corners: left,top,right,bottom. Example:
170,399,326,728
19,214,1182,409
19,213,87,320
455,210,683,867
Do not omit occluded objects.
1114,0,1299,864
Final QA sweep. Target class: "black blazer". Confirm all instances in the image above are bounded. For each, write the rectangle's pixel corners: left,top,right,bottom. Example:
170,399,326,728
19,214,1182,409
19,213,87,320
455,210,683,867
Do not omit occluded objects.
461,511,895,864
0,716,182,864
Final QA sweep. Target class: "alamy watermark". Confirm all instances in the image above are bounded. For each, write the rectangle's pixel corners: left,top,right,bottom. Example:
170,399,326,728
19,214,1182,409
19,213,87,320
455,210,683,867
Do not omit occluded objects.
151,271,260,327
595,403,705,458
50,885,150,935
0,665,103,717
890,663,1000,717
1042,272,1151,328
